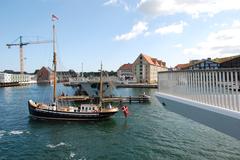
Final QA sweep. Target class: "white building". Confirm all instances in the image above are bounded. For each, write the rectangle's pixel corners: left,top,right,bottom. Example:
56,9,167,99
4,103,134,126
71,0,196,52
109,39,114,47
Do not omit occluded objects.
0,73,12,83
0,72,33,83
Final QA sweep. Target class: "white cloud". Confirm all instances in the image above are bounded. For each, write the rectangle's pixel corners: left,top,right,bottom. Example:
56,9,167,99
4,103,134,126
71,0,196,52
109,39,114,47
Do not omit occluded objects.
144,31,151,37
137,0,240,18
184,20,240,58
155,21,187,35
174,43,183,48
114,21,148,41
213,23,228,27
122,1,129,11
104,0,129,11
103,0,118,6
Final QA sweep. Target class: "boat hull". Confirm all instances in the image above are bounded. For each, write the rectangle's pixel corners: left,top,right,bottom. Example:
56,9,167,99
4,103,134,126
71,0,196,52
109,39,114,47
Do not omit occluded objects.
28,101,118,121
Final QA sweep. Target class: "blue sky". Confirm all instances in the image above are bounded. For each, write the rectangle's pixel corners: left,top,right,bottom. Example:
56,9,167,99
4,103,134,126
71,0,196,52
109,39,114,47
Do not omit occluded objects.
1,0,240,72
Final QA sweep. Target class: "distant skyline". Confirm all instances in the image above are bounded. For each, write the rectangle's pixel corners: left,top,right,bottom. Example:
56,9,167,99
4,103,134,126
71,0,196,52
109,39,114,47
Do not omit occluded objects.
1,0,240,72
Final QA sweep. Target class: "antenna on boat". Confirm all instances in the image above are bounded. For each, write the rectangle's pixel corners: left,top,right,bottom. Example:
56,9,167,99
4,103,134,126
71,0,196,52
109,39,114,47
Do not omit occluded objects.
52,14,59,103
99,62,103,107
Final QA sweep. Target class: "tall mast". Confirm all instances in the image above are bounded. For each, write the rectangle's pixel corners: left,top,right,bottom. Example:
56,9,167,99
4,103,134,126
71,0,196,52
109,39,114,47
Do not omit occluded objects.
52,18,57,103
99,62,103,106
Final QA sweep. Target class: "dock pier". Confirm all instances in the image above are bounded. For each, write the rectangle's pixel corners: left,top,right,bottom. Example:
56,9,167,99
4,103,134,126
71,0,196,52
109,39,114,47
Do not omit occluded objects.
57,95,151,104
0,82,28,87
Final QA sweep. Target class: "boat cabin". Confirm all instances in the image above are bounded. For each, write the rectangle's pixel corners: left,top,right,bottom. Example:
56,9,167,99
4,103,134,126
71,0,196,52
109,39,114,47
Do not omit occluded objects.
80,104,97,112
68,104,98,113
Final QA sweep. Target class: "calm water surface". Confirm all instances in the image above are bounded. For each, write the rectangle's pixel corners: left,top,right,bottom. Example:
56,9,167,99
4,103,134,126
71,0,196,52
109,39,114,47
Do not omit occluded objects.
0,84,240,160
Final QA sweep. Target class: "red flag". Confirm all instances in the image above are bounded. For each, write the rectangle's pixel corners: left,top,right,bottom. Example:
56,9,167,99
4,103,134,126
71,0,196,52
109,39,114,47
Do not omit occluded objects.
121,106,129,118
52,14,59,21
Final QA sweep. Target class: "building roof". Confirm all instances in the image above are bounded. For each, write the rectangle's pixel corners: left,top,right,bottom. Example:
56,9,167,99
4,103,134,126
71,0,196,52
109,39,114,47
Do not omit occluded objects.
141,54,166,67
213,55,240,63
192,59,219,66
3,70,30,75
175,59,219,70
38,66,53,73
118,63,133,71
175,63,192,69
57,70,77,76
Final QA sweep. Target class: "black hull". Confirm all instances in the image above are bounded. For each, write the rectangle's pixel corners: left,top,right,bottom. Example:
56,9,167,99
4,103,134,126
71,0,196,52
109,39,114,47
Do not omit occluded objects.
28,101,118,121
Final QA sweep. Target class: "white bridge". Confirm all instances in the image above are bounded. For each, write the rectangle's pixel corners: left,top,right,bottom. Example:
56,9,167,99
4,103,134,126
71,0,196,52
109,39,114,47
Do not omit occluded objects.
156,69,240,139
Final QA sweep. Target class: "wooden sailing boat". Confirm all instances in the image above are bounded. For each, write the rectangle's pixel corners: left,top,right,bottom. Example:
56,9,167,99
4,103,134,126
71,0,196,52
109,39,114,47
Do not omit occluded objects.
28,16,119,120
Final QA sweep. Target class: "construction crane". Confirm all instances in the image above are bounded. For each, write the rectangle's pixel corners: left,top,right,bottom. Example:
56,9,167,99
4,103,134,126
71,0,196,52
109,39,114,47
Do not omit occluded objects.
6,36,52,74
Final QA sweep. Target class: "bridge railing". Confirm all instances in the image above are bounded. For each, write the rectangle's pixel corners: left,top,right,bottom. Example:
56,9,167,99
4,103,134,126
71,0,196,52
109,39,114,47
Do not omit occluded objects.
158,69,240,112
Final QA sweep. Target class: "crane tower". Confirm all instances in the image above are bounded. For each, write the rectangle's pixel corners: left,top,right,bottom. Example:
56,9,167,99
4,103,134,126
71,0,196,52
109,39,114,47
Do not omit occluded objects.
6,36,51,74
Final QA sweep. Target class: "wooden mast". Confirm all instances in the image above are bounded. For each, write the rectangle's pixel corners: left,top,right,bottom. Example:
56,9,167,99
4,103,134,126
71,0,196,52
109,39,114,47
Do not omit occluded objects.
52,17,57,103
99,62,103,107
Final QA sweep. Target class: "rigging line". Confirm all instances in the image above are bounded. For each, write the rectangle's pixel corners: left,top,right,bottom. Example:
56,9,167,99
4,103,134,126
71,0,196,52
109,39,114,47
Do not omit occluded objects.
105,70,118,97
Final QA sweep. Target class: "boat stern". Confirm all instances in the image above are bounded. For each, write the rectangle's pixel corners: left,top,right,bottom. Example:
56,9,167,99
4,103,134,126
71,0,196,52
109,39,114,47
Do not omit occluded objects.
101,107,119,113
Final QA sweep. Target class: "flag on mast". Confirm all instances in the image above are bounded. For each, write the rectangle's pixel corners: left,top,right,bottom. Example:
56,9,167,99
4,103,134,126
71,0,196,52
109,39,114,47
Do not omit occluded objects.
52,14,59,21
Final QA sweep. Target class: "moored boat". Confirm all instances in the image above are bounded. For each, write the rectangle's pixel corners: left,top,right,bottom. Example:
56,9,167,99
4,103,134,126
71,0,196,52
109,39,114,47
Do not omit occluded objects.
28,100,118,121
28,15,119,121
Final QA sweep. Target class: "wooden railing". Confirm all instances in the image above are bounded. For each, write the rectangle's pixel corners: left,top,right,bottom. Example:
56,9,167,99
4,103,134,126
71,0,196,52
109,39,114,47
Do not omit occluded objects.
158,69,240,112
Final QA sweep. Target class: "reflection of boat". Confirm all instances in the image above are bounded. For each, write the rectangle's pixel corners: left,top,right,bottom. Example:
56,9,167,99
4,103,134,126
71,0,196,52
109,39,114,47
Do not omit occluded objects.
28,16,119,121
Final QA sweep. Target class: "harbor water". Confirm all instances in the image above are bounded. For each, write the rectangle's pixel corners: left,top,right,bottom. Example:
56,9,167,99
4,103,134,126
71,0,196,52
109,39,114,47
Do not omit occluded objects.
0,84,240,160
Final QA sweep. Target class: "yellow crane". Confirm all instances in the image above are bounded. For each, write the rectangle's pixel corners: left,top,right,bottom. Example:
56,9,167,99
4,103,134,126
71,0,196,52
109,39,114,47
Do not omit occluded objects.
6,36,52,74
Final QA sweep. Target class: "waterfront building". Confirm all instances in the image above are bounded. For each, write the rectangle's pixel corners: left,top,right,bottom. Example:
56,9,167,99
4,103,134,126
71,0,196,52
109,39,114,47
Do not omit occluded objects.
0,72,33,83
175,58,220,70
57,69,77,82
36,66,54,83
133,53,167,84
188,58,220,70
217,55,240,68
0,73,12,83
117,63,134,81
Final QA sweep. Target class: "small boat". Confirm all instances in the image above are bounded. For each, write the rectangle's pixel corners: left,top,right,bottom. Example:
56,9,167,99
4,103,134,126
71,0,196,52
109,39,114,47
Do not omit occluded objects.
28,15,119,121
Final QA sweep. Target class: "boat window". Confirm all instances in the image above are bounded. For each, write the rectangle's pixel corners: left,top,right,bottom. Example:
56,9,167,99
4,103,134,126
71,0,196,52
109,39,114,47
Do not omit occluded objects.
93,107,95,110
82,106,84,110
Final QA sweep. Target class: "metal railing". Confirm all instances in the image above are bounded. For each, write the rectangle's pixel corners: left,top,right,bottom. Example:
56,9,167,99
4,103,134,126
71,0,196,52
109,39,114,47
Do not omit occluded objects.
158,69,240,112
